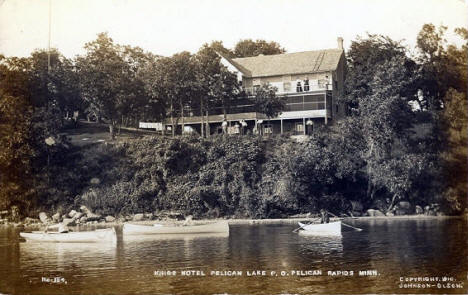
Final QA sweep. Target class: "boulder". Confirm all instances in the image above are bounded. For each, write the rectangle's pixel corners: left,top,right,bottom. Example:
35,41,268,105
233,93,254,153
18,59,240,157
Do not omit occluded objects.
86,214,101,222
24,217,39,225
133,214,145,221
68,210,77,218
370,199,389,212
74,212,84,219
39,212,50,224
415,205,423,215
394,209,407,216
398,201,412,210
392,201,412,215
90,178,101,185
105,216,116,223
427,209,436,216
52,212,61,223
350,211,362,217
11,206,20,222
62,218,76,226
79,205,101,221
366,209,385,217
386,211,395,216
80,205,91,214
79,216,88,223
424,205,431,215
350,201,364,213
145,213,154,220
0,210,9,218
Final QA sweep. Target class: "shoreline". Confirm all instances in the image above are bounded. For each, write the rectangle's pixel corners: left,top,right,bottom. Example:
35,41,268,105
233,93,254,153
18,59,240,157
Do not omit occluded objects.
2,214,465,229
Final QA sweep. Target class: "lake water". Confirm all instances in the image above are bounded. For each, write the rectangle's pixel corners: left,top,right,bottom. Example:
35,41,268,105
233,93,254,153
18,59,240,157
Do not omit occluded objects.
0,218,466,294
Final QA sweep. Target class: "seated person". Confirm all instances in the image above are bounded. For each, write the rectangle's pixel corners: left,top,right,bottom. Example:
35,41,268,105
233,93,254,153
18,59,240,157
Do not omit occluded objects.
320,209,330,224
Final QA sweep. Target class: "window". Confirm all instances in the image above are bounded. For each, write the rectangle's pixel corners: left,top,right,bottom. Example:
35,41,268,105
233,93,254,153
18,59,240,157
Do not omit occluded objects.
318,79,327,89
296,81,303,92
295,122,304,132
336,104,339,113
304,79,310,91
253,85,260,94
264,124,273,134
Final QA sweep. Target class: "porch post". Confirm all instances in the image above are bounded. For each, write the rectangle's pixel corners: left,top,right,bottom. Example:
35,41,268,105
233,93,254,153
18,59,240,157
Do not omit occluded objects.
303,117,306,135
280,119,283,134
324,93,328,125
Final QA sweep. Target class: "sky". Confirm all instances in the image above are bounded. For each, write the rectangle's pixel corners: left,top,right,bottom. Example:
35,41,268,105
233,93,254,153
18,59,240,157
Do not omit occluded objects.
0,0,467,58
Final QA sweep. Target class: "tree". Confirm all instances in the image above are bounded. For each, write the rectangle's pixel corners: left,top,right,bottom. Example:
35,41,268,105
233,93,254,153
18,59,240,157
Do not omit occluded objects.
440,89,467,213
249,83,285,118
141,51,201,137
27,49,83,121
117,45,156,129
342,34,414,111
340,32,429,209
0,91,35,211
233,39,285,57
195,44,241,136
415,24,467,110
208,40,234,58
76,33,130,139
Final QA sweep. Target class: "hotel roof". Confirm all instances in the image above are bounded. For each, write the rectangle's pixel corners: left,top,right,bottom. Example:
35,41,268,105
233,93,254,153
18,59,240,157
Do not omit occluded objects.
222,49,344,78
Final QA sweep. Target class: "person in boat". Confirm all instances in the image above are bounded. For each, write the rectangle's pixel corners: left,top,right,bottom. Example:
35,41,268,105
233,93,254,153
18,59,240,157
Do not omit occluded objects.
183,215,194,226
320,209,330,224
45,222,70,233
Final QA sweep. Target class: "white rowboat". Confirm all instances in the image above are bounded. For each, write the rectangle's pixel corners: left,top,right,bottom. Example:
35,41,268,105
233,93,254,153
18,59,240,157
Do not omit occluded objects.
20,228,117,243
298,221,342,236
123,221,229,235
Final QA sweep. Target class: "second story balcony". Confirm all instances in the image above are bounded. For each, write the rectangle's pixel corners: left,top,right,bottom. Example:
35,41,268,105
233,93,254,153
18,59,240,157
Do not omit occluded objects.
244,79,332,96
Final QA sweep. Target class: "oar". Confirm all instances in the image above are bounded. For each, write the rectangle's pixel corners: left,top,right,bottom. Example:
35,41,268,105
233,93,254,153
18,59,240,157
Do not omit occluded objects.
341,222,363,231
326,211,363,231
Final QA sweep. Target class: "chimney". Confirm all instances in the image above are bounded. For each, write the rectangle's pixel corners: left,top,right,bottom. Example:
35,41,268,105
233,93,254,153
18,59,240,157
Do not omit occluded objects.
337,37,344,50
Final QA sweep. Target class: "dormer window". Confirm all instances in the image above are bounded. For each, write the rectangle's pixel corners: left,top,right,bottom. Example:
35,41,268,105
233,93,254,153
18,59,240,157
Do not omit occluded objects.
304,79,310,91
296,81,303,92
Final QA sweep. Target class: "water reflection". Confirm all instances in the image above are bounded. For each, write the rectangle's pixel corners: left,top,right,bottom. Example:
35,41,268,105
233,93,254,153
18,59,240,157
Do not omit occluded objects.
122,232,229,243
20,241,117,272
0,219,466,294
297,234,343,256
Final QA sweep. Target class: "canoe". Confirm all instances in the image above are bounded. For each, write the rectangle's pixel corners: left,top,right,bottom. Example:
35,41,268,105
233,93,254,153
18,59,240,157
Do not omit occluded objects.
20,228,117,243
123,221,229,235
298,221,342,236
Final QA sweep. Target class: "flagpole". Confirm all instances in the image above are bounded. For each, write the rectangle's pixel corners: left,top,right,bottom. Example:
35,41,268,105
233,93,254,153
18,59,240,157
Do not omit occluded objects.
47,0,51,72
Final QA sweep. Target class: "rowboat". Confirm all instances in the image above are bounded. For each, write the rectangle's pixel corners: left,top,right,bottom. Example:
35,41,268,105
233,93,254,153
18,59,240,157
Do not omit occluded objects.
19,228,117,243
123,221,229,235
298,221,342,236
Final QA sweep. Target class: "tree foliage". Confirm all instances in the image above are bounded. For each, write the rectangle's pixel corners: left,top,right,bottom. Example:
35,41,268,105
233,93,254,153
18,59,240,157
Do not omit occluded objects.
249,84,286,118
77,33,155,138
233,39,286,57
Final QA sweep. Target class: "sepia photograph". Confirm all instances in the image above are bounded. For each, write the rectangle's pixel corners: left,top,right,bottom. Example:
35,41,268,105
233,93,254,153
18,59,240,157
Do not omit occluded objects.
0,0,467,294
